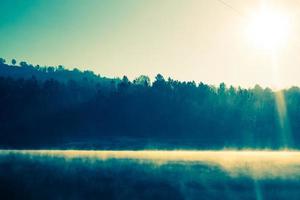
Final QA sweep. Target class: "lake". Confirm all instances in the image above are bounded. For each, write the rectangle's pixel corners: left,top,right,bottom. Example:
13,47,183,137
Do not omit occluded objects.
1,150,300,200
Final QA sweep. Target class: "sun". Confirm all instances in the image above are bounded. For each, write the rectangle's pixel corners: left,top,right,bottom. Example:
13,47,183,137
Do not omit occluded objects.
246,7,290,51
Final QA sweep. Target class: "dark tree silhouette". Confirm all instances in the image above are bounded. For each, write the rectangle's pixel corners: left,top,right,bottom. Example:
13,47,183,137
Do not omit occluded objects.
19,61,28,67
11,59,16,65
0,58,5,64
134,75,151,87
1,60,300,149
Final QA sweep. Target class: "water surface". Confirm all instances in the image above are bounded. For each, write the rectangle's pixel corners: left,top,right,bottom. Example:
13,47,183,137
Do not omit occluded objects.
1,150,300,199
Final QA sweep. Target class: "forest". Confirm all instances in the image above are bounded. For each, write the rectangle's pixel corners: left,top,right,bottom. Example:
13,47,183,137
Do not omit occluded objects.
1,58,300,149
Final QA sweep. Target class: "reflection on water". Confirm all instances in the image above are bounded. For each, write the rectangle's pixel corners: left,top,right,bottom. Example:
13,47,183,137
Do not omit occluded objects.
1,150,300,200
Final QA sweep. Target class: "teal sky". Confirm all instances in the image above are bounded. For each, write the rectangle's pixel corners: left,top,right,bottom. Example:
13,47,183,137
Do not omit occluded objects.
1,0,300,88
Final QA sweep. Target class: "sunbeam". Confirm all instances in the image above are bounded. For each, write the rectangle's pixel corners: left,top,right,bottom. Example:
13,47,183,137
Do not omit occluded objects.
271,54,293,148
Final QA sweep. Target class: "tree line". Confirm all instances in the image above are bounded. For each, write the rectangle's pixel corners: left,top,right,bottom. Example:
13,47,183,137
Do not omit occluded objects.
1,58,300,149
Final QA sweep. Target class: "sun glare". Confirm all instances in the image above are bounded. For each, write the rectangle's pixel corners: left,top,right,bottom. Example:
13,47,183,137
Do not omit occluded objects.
247,7,290,51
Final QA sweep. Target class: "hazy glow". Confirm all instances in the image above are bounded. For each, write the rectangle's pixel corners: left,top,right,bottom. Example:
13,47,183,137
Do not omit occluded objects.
247,7,290,51
2,150,300,179
1,1,300,87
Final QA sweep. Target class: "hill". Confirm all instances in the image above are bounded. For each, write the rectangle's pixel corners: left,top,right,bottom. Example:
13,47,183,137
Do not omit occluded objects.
1,58,300,149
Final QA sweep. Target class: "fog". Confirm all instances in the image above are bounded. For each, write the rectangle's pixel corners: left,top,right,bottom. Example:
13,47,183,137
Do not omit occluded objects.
1,150,300,200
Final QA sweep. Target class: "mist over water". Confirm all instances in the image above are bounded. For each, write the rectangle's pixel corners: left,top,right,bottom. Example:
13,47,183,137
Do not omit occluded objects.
1,150,300,200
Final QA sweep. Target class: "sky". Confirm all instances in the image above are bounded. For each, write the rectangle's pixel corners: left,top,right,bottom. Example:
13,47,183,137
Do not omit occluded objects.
1,0,300,88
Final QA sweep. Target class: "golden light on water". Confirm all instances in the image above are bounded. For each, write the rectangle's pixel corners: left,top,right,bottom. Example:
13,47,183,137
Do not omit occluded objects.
2,150,300,179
